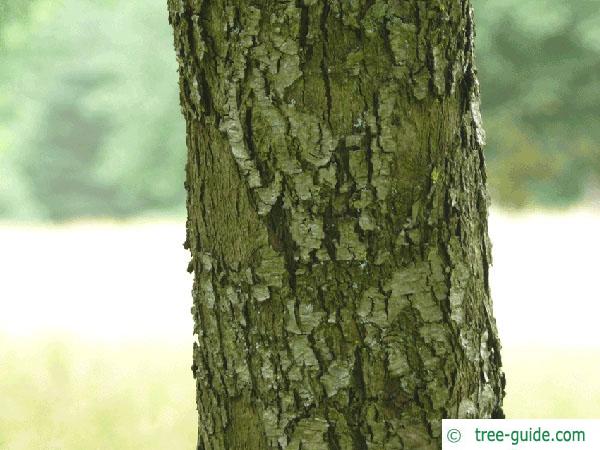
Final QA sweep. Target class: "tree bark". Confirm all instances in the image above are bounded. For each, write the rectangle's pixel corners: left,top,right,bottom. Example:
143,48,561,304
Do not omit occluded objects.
168,0,505,448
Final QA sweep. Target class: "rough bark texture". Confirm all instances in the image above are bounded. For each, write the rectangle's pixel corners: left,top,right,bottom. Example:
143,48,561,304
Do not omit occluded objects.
168,1,505,448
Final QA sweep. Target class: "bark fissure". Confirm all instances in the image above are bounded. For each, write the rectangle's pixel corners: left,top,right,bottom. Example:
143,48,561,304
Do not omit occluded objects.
319,2,333,129
168,0,505,448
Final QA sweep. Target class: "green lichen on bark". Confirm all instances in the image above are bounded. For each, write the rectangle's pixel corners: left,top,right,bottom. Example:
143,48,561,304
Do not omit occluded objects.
169,0,504,448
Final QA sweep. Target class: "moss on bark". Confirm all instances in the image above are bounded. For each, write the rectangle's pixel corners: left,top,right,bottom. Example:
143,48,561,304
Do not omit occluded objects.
169,0,505,448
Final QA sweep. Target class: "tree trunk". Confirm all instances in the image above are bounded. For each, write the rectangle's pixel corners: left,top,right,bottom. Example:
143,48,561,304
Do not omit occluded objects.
168,0,505,448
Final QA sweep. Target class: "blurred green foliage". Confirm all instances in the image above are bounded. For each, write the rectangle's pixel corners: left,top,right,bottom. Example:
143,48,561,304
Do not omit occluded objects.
0,0,599,220
475,0,600,207
0,0,186,221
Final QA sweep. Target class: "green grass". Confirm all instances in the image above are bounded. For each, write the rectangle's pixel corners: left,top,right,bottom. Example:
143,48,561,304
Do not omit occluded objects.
503,346,600,418
1,336,598,449
0,335,196,450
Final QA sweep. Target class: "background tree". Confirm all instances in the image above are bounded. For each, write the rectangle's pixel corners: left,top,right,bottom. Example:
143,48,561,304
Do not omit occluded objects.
476,0,600,207
1,0,599,221
169,1,504,449
0,0,186,220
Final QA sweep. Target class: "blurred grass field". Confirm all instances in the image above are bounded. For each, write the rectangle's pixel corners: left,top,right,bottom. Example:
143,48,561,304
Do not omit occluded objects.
1,211,599,448
1,337,599,450
0,335,196,450
503,348,600,418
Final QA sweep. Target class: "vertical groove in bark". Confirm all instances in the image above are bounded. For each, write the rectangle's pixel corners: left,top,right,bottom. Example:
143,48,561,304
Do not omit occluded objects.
169,0,505,448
